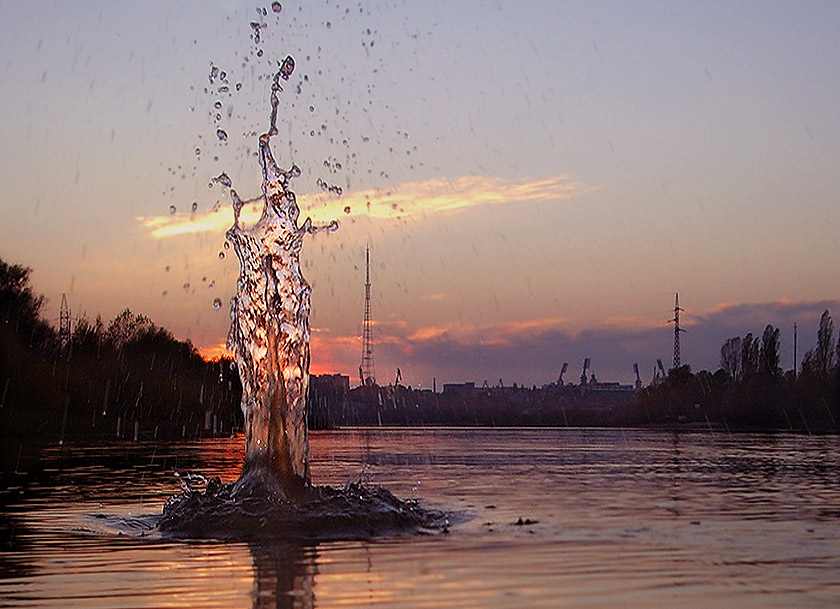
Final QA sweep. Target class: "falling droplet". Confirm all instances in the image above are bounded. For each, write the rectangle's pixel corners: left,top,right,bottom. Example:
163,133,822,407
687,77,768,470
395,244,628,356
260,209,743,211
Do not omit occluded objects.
192,201,198,212
279,55,295,80
218,252,225,259
195,147,201,155
326,21,331,29
209,280,216,289
344,206,351,214
271,1,282,13
213,298,223,310
169,205,176,214
224,241,231,250
216,129,228,142
214,100,223,109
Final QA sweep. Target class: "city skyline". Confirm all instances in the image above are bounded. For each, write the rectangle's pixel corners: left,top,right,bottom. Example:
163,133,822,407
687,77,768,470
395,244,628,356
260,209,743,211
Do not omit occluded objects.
2,1,839,388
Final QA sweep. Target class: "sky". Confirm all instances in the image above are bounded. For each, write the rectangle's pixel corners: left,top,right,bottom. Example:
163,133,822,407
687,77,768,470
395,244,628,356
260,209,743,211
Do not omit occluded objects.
1,0,839,389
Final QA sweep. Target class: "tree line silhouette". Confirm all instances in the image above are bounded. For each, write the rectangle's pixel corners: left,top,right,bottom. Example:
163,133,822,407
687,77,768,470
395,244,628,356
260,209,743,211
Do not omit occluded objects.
1,257,242,449
3,255,838,443
633,314,840,431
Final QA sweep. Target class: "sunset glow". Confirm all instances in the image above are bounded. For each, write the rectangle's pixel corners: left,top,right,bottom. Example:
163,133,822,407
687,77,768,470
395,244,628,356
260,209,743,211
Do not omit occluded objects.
2,1,838,387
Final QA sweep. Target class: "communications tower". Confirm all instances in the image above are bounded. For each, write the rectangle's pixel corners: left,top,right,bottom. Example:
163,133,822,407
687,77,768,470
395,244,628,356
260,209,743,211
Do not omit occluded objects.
59,293,72,359
359,245,376,386
670,292,685,370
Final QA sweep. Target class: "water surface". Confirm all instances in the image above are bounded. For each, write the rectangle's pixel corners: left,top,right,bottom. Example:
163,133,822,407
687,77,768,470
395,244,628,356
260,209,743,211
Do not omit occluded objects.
2,428,840,608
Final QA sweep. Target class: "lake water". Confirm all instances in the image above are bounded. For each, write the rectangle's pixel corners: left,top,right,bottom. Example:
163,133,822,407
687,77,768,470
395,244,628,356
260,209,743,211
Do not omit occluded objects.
2,427,839,608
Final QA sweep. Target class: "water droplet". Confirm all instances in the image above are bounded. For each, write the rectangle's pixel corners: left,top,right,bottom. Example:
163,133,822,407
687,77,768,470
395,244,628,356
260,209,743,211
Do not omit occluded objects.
191,202,198,212
213,298,223,310
279,55,295,80
257,49,264,57
195,147,201,155
326,21,331,29
214,173,232,187
271,1,282,13
218,252,225,259
224,241,231,250
344,206,351,214
335,162,342,170
162,290,168,297
164,265,171,272
214,100,222,109
309,105,314,112
235,82,242,91
230,361,236,370
209,280,216,289
169,205,176,214
216,129,228,142
183,283,191,291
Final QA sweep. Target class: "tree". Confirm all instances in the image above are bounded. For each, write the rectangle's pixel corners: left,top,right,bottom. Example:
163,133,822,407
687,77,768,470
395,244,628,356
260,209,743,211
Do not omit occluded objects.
815,310,835,378
0,258,56,354
759,324,781,377
105,308,156,348
720,336,741,380
741,333,760,380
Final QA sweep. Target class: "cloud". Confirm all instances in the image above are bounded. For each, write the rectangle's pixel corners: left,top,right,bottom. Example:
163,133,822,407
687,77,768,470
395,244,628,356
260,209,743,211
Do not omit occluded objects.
197,340,232,361
197,299,840,388
138,174,594,239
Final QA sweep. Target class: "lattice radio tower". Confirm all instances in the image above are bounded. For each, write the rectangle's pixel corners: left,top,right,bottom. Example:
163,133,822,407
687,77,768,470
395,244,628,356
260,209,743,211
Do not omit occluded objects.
359,245,376,386
59,293,72,359
670,292,685,370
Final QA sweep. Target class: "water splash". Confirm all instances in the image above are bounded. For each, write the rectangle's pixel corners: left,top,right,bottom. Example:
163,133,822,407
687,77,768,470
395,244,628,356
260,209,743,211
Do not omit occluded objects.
221,57,337,499
159,54,445,541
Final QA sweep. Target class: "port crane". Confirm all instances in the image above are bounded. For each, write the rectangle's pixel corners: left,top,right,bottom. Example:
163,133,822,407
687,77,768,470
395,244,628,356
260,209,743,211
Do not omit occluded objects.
557,362,568,386
580,358,591,385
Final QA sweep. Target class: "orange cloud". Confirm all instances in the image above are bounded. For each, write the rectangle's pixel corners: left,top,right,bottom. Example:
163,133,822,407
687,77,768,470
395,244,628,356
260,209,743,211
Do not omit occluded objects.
405,316,572,348
198,341,232,361
138,174,594,238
